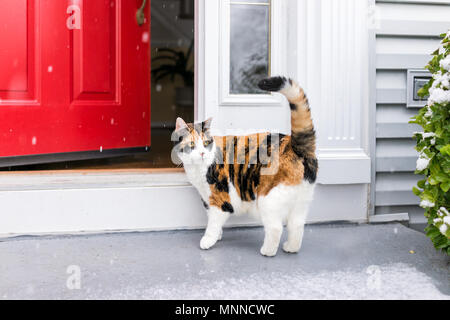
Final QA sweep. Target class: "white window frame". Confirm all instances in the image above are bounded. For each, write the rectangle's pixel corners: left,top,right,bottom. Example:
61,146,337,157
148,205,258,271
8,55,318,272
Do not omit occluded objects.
196,0,289,125
219,0,287,107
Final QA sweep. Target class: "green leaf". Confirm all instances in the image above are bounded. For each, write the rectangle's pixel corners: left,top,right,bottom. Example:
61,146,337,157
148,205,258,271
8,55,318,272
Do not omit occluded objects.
429,176,439,185
417,86,429,97
440,181,450,193
440,145,450,156
426,227,441,240
412,187,422,196
417,179,426,188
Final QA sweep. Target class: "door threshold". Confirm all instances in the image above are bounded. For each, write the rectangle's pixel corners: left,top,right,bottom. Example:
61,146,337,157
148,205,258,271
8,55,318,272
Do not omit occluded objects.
0,167,188,191
0,167,184,176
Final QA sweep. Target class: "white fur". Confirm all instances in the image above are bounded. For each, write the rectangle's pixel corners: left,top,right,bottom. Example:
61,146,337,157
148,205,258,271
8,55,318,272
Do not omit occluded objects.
279,81,301,101
179,133,315,257
179,137,216,202
258,182,315,256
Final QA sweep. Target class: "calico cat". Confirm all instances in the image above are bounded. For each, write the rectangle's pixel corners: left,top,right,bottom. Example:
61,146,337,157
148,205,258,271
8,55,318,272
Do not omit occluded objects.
173,76,317,257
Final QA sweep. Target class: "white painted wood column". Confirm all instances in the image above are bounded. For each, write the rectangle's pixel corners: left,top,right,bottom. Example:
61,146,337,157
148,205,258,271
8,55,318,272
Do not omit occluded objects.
198,0,371,185
292,0,371,184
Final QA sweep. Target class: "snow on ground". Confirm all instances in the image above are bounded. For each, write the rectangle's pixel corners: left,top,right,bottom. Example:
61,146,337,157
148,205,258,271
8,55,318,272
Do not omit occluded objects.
96,263,448,300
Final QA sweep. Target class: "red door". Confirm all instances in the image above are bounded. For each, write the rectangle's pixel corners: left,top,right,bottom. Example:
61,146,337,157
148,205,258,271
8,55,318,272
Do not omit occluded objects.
0,0,150,163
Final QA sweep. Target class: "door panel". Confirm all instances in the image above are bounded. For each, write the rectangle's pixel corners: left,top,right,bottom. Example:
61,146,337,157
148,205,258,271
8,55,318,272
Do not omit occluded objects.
73,0,118,101
0,0,151,161
0,0,38,102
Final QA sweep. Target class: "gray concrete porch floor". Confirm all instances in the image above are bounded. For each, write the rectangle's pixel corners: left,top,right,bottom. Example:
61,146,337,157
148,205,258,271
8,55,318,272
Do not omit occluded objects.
0,223,448,300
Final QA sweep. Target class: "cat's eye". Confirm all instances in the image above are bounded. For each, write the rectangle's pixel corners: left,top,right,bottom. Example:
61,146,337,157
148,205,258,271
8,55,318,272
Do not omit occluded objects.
204,140,211,147
189,141,195,148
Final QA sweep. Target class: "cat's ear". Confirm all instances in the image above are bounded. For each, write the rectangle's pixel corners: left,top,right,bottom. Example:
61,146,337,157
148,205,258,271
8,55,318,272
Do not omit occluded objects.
202,117,213,130
175,117,188,131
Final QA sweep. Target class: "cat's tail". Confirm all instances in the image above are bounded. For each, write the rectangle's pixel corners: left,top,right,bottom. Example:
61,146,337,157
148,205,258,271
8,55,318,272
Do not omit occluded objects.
257,76,316,161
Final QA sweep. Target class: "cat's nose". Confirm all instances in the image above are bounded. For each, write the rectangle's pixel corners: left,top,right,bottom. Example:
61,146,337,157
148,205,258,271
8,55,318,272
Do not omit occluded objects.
200,152,205,158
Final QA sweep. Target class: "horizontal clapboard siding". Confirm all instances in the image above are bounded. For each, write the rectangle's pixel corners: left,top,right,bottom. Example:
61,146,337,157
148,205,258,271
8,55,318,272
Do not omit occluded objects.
378,20,450,37
373,0,450,221
376,105,421,138
375,173,421,206
376,54,432,69
376,138,418,171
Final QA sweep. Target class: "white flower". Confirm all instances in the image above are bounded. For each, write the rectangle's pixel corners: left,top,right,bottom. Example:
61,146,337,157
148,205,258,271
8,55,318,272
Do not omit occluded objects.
439,207,449,216
440,55,450,71
442,78,450,89
432,71,450,89
420,200,435,208
414,132,436,145
416,157,430,171
428,88,450,105
424,106,433,118
422,132,436,139
439,224,448,234
444,216,450,225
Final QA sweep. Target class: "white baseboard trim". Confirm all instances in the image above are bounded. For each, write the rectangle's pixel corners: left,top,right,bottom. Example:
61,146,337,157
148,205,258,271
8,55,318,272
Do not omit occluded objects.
317,149,371,185
0,172,368,237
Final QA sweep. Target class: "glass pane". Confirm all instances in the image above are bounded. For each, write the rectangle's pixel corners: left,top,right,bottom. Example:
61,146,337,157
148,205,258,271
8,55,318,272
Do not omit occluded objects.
230,2,270,94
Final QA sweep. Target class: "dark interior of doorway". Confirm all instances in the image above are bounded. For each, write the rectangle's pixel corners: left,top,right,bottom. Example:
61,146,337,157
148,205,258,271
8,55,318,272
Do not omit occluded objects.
1,0,194,172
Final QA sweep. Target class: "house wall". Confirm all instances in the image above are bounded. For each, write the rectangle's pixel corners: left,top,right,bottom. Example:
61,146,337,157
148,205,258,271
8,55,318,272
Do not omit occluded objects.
371,0,450,224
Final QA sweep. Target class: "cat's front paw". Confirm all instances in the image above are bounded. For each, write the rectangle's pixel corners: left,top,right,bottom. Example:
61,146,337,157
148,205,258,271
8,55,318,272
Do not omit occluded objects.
260,244,278,257
282,241,300,254
200,236,217,250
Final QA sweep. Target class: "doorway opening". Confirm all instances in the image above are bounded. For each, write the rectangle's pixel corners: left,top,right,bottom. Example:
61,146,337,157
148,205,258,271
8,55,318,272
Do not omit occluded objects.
0,0,194,172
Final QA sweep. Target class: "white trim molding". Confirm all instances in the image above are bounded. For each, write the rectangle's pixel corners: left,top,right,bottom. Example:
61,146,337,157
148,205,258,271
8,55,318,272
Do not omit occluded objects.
0,171,368,237
295,0,371,184
317,149,371,184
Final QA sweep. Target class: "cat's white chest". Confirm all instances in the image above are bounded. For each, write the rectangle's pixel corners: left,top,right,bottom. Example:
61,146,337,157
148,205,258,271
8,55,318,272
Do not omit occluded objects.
184,164,211,202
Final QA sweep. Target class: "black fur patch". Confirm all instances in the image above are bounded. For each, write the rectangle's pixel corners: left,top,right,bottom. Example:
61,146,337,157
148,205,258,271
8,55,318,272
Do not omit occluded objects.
289,103,297,111
257,76,287,92
221,202,234,214
201,199,209,210
303,157,318,183
238,164,246,199
291,129,316,158
229,164,235,186
246,165,257,200
290,129,317,183
206,163,219,185
216,178,229,193
206,163,229,193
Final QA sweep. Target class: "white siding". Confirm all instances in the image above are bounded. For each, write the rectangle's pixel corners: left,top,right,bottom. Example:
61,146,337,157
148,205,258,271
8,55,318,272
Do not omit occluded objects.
374,0,450,223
